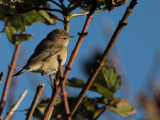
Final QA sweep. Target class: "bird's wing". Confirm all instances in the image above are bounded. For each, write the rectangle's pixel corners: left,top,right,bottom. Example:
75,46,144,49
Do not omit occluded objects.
25,39,63,66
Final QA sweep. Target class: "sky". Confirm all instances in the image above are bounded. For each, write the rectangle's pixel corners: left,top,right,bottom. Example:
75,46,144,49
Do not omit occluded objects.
0,0,160,119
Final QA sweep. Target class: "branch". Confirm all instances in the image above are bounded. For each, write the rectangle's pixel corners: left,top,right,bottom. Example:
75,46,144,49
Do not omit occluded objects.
48,0,63,9
0,72,4,83
4,90,28,120
0,44,21,118
25,83,44,120
58,0,66,9
42,56,71,120
58,56,71,120
42,2,97,120
69,3,81,12
70,0,137,117
42,84,61,120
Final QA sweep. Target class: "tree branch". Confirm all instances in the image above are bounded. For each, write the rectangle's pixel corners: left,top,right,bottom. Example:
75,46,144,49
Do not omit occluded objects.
0,72,4,83
25,83,44,120
58,56,71,120
42,84,61,120
42,2,97,120
69,3,81,12
0,44,21,118
4,90,28,120
58,0,66,9
48,0,63,9
70,0,137,116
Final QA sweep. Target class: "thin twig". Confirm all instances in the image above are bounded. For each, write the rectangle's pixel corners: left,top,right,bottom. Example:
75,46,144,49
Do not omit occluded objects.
58,0,66,9
4,90,28,120
70,0,137,117
25,83,44,120
0,44,21,118
42,56,71,120
42,85,61,120
0,72,4,83
48,0,63,9
69,3,81,12
58,56,71,120
67,3,72,9
42,2,97,120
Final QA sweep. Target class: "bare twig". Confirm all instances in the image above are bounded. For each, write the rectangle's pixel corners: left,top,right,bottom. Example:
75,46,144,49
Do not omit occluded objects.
42,2,97,120
58,0,66,9
0,44,21,118
69,3,81,12
58,56,71,120
4,90,28,120
49,0,63,9
42,56,71,120
0,72,4,83
42,85,61,120
25,83,44,120
70,0,137,116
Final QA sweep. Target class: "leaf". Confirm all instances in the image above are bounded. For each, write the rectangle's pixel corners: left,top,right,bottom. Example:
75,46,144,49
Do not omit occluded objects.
96,63,121,93
93,107,105,119
11,33,33,45
66,77,114,99
107,98,136,117
33,97,99,119
38,10,58,25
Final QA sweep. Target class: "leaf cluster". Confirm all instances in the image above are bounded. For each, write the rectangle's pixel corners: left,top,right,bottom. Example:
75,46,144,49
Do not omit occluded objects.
34,63,136,119
0,0,58,45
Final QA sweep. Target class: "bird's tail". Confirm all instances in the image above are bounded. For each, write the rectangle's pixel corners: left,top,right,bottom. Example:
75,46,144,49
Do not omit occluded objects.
13,69,27,76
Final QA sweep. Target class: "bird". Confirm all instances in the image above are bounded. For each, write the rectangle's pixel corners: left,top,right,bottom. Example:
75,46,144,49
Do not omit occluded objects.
13,29,73,79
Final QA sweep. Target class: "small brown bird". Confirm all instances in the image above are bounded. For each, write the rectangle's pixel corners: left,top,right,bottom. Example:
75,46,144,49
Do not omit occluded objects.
13,29,73,77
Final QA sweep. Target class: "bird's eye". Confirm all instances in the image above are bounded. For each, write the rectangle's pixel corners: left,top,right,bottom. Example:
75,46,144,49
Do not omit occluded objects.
63,38,67,40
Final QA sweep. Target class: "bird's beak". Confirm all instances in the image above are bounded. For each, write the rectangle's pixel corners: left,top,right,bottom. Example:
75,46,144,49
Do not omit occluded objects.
69,36,74,38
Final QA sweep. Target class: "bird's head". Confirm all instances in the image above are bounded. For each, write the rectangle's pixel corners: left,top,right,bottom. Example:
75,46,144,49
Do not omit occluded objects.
46,29,74,46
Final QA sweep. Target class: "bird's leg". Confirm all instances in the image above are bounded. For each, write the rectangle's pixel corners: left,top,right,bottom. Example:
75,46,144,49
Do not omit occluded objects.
41,73,53,88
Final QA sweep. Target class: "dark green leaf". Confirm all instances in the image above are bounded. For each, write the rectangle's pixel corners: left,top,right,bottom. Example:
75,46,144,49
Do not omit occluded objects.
33,97,99,119
11,33,33,45
93,107,105,119
96,63,121,93
66,77,114,99
107,98,136,117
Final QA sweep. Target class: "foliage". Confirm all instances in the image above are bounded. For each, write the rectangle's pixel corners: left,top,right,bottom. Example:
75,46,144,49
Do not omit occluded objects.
33,63,136,119
0,0,136,119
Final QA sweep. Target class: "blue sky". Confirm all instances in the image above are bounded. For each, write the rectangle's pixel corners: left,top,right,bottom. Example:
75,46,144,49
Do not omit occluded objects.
0,0,160,119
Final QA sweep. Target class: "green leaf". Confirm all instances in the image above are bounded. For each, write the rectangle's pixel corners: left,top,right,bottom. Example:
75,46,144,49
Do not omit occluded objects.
11,33,33,45
107,98,136,117
33,97,99,119
96,63,121,93
66,77,114,99
93,107,105,119
38,10,58,25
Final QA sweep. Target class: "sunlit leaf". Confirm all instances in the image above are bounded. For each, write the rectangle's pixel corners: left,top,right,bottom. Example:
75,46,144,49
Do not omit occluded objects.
38,10,58,25
107,98,136,117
